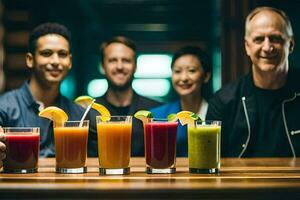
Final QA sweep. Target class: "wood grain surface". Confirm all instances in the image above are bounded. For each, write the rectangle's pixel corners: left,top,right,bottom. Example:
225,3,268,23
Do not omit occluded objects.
1,157,300,199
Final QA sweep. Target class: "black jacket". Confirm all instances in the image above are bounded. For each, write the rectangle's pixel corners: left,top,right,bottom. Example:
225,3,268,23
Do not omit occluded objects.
207,68,300,157
88,92,162,157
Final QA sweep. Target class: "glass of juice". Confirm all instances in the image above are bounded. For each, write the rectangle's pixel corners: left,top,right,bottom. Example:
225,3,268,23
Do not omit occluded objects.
54,120,89,173
3,127,40,173
144,118,178,174
188,120,221,174
96,116,132,175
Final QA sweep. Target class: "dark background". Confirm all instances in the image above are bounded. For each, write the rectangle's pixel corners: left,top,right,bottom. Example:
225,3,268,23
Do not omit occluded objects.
2,0,300,101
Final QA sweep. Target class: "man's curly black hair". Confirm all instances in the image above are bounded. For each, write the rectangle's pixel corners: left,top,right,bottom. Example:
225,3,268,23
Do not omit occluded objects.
28,22,71,54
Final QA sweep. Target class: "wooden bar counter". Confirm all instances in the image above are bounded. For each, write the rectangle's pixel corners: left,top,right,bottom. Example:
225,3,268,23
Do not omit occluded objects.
1,157,300,199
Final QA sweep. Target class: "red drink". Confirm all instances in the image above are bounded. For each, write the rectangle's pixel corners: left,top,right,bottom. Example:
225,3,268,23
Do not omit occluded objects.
144,120,178,171
3,128,40,173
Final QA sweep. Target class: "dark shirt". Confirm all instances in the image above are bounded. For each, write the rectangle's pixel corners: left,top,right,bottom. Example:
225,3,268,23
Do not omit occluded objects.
0,81,85,157
207,68,300,157
106,102,130,115
88,91,162,157
246,86,291,157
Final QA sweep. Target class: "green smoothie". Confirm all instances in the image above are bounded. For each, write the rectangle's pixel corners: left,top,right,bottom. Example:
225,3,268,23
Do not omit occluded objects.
188,125,221,170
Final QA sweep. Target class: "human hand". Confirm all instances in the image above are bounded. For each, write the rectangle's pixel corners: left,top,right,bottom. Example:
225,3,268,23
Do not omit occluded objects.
0,127,6,167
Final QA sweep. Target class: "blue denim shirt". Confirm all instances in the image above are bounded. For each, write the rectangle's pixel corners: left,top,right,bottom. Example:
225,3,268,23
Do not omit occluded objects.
0,81,85,157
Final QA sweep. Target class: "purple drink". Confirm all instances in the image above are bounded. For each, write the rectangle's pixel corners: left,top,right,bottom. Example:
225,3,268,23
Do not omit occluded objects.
144,120,178,173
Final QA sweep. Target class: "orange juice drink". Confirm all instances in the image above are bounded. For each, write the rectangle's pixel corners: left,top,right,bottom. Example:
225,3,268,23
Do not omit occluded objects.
54,120,89,173
96,116,132,175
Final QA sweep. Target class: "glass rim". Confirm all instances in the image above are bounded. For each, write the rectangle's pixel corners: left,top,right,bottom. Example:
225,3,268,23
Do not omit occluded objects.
2,127,40,130
196,120,222,123
149,118,178,122
96,115,132,123
2,127,40,135
194,120,222,125
62,120,89,123
56,120,89,128
96,115,132,118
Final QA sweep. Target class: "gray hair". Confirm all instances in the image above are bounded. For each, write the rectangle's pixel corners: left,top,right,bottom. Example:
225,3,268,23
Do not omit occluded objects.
245,6,293,38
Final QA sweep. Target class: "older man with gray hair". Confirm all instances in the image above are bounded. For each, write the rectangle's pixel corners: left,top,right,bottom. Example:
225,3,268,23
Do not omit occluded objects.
207,7,300,158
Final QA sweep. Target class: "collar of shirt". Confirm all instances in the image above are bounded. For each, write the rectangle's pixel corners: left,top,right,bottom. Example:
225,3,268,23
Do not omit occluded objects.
197,98,208,120
19,80,63,111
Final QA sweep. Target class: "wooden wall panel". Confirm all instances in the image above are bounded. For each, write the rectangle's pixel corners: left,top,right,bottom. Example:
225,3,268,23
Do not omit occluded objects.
220,0,255,84
3,0,32,91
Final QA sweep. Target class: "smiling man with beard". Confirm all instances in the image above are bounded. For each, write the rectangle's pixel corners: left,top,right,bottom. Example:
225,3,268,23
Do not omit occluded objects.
207,7,300,158
0,23,85,157
88,36,161,157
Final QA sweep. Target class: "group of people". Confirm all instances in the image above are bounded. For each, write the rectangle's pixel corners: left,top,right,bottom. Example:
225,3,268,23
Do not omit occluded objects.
1,6,300,168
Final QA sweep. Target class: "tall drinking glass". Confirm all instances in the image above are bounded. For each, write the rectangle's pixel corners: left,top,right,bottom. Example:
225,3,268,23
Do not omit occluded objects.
54,120,89,173
3,127,40,173
188,120,221,174
144,118,178,174
97,116,132,175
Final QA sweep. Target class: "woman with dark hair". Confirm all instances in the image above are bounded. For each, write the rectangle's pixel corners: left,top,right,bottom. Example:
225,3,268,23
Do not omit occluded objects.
151,46,212,157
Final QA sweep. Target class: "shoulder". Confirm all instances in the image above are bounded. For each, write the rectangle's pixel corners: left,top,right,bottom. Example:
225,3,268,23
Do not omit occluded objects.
59,96,85,118
134,94,162,108
207,75,249,120
288,67,300,90
151,101,180,118
0,88,21,108
95,95,106,104
211,75,249,105
95,95,113,110
60,96,84,111
0,87,20,99
0,88,23,125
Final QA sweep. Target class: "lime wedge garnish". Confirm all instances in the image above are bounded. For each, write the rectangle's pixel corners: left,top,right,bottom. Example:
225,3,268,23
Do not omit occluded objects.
167,113,178,122
190,113,201,121
134,110,153,123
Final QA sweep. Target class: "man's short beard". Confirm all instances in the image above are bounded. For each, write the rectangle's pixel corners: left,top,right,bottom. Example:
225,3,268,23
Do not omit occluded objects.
107,78,133,92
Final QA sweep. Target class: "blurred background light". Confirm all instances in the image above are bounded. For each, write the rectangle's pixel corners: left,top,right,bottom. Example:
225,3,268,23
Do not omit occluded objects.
87,79,108,98
213,50,222,92
60,76,76,100
98,63,105,75
135,54,172,78
132,79,171,97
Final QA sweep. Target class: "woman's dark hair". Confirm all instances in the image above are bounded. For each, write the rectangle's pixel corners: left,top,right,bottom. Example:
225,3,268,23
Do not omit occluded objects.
171,46,212,74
